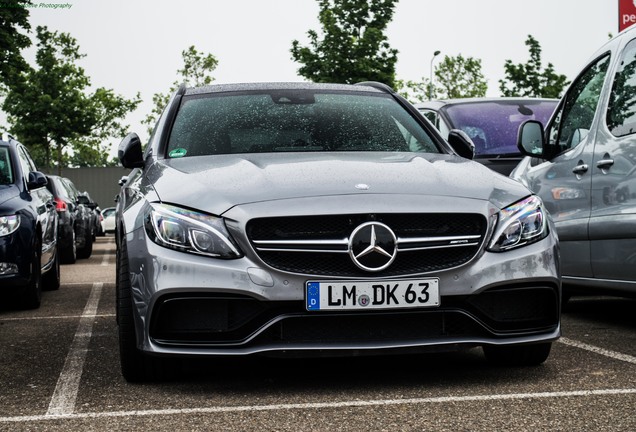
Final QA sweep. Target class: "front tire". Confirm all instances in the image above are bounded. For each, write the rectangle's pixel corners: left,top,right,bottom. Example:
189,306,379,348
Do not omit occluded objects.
77,229,93,259
117,236,160,382
20,239,42,309
42,249,60,291
483,342,552,366
60,229,76,264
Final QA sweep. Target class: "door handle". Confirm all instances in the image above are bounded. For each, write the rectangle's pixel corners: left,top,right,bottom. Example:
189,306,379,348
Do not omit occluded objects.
572,163,588,175
596,158,614,170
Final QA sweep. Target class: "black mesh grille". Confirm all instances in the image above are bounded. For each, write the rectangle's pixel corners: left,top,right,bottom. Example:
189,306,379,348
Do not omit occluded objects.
270,311,487,343
247,213,486,276
248,213,484,240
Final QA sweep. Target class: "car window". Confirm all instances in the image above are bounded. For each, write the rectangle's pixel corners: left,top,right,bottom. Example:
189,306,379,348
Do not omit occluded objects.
167,91,439,157
440,100,557,157
548,55,610,152
17,146,35,176
102,208,116,218
420,109,438,127
607,38,636,137
0,147,13,185
61,178,79,200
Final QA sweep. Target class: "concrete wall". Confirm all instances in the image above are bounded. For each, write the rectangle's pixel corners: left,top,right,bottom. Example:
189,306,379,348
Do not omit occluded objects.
53,167,132,210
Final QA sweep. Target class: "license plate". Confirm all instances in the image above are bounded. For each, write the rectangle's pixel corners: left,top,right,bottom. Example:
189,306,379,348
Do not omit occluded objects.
305,278,440,311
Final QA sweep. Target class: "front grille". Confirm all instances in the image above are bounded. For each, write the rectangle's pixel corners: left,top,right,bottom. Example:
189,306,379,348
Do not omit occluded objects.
267,310,487,343
246,213,487,277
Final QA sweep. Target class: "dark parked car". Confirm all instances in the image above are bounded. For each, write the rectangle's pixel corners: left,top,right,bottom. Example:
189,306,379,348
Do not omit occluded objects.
116,82,560,382
416,98,558,175
45,175,93,263
78,191,101,239
0,136,59,308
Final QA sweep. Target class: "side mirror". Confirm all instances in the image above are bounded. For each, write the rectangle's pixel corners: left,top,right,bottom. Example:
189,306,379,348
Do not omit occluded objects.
118,133,144,169
517,120,546,158
27,171,48,190
447,129,475,160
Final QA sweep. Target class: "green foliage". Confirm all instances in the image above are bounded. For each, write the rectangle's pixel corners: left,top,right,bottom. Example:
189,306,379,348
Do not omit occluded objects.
291,0,398,87
2,26,140,170
434,54,488,99
395,78,436,103
0,1,31,87
143,46,218,135
499,35,569,98
396,54,486,103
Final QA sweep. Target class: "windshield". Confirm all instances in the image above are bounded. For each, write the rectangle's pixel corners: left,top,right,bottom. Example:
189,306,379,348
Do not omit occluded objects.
0,147,13,185
166,91,439,158
442,100,557,157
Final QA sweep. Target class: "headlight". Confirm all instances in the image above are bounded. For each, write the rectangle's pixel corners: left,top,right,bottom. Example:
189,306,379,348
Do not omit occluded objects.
0,215,20,237
144,203,242,259
488,196,548,252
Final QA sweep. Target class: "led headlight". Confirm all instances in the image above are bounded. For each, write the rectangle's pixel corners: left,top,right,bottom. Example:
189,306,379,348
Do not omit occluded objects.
0,215,20,237
144,203,242,259
488,196,548,252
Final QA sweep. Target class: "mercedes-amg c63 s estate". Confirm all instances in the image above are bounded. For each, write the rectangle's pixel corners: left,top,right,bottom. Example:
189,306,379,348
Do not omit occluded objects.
116,82,561,382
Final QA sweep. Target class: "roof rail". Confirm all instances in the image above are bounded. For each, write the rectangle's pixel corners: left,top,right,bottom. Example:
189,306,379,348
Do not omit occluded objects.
355,81,394,94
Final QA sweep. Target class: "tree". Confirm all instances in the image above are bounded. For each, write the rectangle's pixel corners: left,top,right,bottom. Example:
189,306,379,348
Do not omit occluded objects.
499,35,569,98
0,1,32,87
291,0,399,87
395,54,486,103
70,88,142,167
395,78,436,103
142,46,218,134
2,26,140,171
434,54,487,99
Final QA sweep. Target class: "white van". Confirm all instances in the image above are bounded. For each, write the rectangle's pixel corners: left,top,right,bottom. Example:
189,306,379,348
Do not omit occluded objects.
513,26,636,298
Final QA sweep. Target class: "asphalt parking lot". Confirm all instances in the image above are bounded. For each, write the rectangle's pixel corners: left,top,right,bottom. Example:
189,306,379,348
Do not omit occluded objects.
1,236,635,431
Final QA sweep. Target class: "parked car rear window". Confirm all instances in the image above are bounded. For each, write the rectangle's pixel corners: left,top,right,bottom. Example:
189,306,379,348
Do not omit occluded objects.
0,147,13,185
166,91,439,157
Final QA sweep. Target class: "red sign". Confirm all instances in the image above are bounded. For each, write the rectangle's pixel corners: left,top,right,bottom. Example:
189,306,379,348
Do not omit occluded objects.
620,0,636,31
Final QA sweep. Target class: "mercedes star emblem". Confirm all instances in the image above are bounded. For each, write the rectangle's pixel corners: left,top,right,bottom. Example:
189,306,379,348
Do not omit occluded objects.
348,222,398,272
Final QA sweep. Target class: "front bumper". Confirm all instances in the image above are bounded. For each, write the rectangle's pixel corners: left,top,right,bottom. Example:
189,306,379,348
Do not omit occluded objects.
125,222,561,357
0,226,33,289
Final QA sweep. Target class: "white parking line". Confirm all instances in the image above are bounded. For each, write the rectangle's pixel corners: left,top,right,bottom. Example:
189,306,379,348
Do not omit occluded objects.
0,314,115,322
559,337,636,365
1,388,635,423
100,252,110,266
45,282,103,416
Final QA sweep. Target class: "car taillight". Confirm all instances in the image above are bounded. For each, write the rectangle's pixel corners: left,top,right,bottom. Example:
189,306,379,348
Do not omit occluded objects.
55,197,68,212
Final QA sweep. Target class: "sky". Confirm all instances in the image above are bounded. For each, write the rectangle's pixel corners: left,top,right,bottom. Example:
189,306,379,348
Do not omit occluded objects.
6,0,618,154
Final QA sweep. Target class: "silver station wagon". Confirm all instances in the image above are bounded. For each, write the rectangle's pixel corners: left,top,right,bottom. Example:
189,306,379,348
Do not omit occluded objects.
116,82,560,381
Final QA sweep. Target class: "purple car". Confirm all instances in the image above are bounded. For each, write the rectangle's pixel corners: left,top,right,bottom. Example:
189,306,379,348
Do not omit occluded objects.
416,98,558,175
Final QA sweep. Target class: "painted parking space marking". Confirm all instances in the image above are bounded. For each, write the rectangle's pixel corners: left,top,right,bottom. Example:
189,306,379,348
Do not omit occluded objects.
0,313,115,322
100,250,111,266
1,388,636,423
45,282,103,416
559,337,636,365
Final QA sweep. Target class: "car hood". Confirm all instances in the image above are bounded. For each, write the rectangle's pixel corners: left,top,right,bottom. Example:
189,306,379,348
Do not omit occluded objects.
0,185,19,208
146,152,530,215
